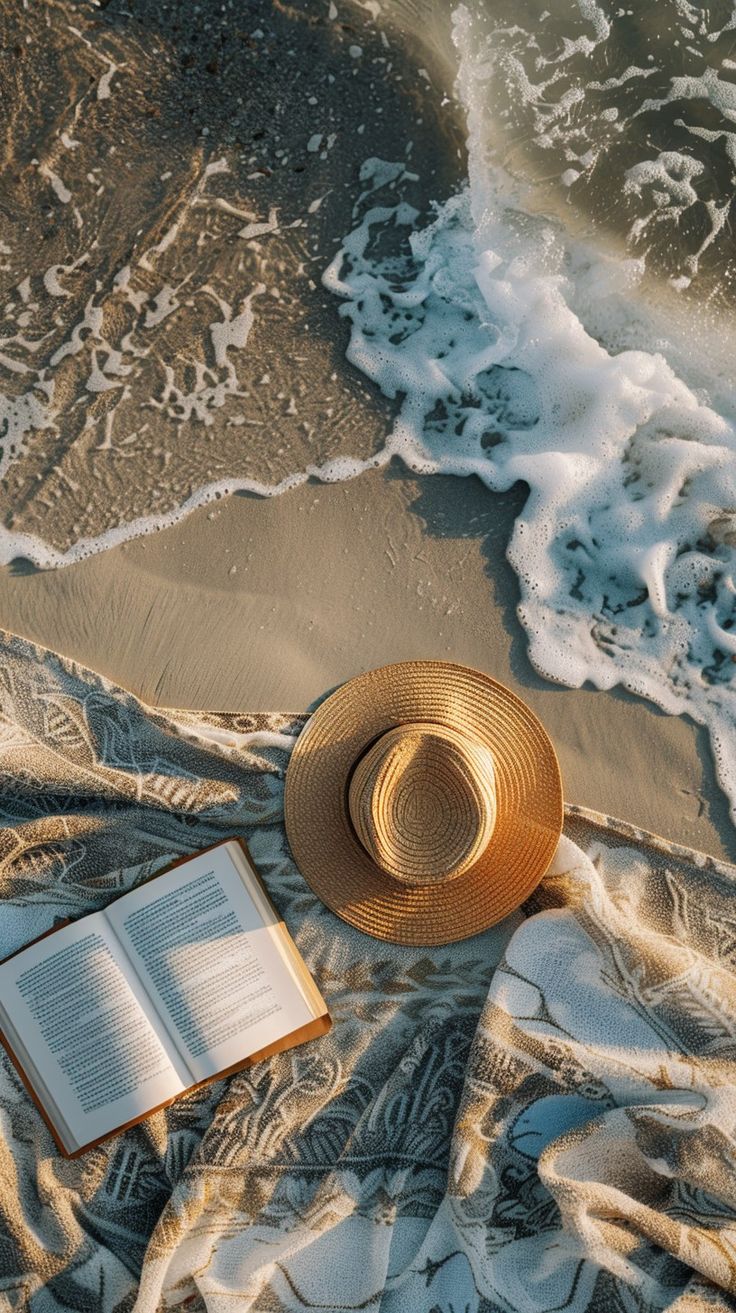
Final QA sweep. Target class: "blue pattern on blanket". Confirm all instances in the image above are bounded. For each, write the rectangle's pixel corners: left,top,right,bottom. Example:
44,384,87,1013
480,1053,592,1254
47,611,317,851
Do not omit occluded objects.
0,631,735,1312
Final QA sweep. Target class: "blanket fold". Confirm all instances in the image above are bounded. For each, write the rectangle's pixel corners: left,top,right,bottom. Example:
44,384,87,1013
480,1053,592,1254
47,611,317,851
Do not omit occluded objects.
0,631,735,1313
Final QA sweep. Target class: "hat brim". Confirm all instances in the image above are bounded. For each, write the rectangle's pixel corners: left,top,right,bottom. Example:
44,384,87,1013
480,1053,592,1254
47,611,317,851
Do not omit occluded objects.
284,661,563,945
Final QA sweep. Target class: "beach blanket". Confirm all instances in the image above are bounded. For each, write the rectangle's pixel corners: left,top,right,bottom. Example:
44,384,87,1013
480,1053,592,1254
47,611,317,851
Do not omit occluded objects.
1,632,736,1313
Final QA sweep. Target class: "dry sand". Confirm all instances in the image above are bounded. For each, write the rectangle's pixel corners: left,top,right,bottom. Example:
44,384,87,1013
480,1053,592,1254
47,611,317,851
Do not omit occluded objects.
1,463,733,862
0,0,733,864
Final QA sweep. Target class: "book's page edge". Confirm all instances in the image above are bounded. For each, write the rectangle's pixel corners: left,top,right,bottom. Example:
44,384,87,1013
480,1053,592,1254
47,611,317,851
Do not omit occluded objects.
0,906,190,1153
0,1024,74,1156
66,1012,332,1159
105,837,312,1083
227,838,330,1023
0,909,113,1156
0,1005,78,1152
1,836,331,1159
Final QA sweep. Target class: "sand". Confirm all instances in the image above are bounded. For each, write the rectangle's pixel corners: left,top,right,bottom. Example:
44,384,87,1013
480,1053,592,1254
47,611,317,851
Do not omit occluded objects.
0,464,733,862
0,0,733,864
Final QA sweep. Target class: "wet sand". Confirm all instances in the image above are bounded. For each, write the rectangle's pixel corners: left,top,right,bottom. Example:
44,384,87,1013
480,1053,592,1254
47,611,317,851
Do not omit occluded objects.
0,463,733,861
1,0,734,863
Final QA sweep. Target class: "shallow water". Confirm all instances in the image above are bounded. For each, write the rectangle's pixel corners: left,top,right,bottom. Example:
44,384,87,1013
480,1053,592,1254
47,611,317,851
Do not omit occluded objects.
332,2,736,817
6,1,736,820
0,0,455,561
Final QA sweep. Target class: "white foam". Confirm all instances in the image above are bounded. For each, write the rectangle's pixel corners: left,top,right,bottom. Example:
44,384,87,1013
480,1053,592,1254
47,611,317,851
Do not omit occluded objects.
238,209,279,240
97,60,121,101
206,284,264,369
314,3,736,824
39,164,71,204
6,0,736,832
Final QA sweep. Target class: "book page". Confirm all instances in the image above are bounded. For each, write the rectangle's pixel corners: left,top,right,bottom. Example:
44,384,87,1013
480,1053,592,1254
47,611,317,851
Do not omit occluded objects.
0,915,188,1151
107,846,315,1083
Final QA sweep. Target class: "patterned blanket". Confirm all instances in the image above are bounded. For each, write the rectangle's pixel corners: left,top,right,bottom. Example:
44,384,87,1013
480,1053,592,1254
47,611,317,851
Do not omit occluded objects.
1,630,736,1313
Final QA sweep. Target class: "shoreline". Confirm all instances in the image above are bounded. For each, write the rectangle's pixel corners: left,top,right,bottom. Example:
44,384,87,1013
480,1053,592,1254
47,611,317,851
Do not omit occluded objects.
1,464,733,863
1,0,734,865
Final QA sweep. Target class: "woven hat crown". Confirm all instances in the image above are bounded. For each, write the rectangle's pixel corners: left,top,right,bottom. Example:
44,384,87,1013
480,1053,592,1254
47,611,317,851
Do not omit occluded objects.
347,721,497,885
284,660,563,943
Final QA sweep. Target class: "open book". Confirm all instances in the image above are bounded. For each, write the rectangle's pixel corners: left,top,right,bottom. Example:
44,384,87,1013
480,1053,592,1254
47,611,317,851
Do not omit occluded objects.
0,838,330,1157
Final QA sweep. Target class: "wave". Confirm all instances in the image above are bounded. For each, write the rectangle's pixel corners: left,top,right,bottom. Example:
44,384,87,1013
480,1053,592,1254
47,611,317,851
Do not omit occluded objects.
6,0,736,821
320,6,736,822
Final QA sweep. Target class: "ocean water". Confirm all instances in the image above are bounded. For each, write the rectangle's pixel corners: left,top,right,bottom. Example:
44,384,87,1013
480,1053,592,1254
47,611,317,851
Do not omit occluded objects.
6,1,736,813
326,0,736,818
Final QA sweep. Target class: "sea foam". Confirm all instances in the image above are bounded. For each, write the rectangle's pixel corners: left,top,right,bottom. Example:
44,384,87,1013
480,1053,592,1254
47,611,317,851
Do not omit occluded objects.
6,0,736,824
321,8,736,821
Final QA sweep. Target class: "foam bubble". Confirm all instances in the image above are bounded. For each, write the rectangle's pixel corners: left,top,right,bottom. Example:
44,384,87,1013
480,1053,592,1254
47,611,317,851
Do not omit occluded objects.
6,0,736,829
323,123,736,817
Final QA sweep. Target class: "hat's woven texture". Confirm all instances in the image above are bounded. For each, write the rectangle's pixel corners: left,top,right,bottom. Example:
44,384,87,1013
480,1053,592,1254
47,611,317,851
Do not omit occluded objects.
348,722,497,885
284,661,563,945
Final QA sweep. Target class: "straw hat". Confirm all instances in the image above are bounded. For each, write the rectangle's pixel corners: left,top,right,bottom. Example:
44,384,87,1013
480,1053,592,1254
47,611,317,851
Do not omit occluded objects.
284,661,563,945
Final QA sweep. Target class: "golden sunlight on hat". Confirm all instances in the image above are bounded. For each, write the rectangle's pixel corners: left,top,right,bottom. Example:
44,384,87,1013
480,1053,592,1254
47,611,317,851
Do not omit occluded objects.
284,661,563,945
